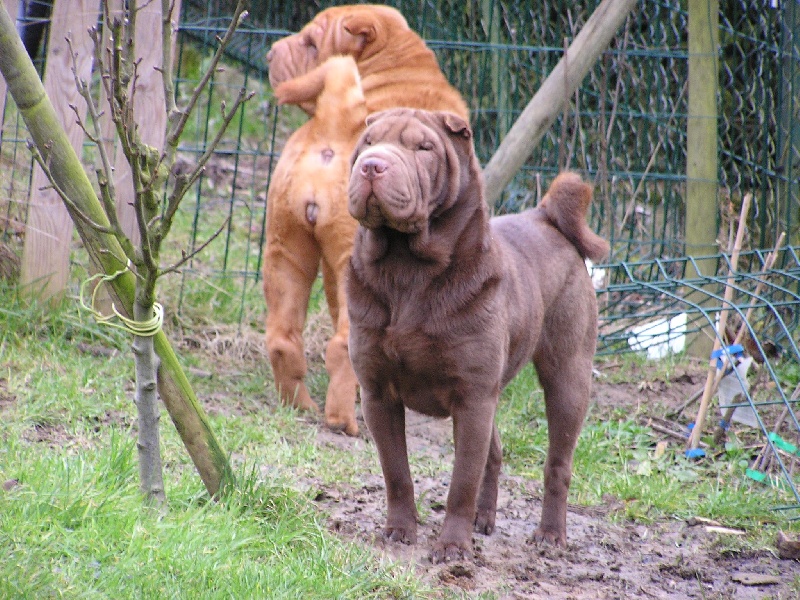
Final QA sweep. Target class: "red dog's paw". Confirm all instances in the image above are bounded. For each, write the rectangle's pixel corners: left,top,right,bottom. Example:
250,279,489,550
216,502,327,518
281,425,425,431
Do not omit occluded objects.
324,417,359,437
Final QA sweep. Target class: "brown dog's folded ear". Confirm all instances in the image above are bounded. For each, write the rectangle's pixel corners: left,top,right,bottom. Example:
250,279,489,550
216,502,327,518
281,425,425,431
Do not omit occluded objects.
442,112,472,140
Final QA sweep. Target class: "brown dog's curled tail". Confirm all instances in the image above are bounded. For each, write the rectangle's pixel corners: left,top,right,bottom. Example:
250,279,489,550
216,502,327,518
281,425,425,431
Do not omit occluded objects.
540,172,610,262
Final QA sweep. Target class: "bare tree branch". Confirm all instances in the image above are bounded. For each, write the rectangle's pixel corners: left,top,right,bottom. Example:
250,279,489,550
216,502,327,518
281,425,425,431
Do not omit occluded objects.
159,215,232,277
27,142,118,236
165,2,249,147
161,87,254,234
67,31,133,259
161,0,179,119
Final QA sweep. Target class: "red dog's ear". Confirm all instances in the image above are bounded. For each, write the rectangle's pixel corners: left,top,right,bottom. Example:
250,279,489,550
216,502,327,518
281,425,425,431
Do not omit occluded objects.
342,14,378,47
442,112,472,140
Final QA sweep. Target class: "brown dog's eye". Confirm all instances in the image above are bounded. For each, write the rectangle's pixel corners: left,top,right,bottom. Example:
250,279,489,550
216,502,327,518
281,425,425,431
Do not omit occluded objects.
418,141,434,151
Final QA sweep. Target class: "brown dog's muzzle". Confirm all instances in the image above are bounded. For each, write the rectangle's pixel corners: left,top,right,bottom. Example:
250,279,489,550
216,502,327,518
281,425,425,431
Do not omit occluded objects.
349,148,424,233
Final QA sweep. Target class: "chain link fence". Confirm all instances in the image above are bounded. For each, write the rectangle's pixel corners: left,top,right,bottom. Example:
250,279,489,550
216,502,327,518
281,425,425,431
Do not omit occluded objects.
1,0,798,317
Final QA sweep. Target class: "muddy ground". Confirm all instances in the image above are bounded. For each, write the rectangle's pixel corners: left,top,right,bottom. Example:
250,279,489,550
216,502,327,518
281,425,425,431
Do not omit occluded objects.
308,360,799,599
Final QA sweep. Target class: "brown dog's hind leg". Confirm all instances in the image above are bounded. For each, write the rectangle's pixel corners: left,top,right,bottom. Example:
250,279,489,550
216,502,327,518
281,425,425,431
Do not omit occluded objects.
263,234,320,413
530,353,592,547
362,392,418,544
474,422,502,535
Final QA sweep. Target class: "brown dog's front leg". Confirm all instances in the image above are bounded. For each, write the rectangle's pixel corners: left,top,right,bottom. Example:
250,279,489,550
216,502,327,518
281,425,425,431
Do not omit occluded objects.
432,401,496,563
474,422,502,535
362,392,417,544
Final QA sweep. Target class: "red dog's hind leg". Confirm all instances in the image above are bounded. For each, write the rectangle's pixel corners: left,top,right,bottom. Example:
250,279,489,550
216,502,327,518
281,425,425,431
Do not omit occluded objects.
263,226,320,413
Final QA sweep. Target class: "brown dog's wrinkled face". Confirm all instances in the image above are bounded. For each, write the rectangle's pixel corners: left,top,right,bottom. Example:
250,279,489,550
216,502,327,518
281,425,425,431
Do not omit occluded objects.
266,5,408,89
349,109,470,233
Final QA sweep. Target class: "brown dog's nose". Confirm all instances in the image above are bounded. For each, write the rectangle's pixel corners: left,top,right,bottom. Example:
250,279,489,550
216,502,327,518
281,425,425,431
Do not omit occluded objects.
360,157,389,180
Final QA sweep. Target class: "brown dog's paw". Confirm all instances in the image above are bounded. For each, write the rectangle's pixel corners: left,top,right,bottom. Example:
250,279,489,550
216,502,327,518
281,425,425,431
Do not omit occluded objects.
473,509,496,535
529,526,567,548
383,525,416,545
430,540,474,564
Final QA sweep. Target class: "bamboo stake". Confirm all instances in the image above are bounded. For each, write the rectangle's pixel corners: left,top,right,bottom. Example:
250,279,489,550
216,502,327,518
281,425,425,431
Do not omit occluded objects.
687,193,751,452
714,232,786,436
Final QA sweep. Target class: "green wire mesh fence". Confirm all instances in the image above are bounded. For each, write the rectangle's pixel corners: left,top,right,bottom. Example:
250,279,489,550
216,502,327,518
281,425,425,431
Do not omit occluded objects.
595,245,800,516
2,1,798,318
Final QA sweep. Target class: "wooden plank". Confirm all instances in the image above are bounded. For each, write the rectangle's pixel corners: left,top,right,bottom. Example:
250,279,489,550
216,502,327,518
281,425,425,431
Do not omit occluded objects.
20,0,100,301
0,0,20,130
110,0,182,245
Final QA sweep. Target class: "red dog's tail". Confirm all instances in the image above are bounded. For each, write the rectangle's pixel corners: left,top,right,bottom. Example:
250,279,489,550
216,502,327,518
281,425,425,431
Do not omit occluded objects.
540,172,610,262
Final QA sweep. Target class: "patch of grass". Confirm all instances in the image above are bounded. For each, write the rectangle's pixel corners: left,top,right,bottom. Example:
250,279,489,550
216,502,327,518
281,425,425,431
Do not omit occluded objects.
0,286,433,599
498,364,800,535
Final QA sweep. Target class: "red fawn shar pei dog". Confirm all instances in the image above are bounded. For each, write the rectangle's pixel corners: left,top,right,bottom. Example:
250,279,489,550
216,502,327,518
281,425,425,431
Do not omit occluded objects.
263,56,366,435
264,5,468,436
347,109,609,563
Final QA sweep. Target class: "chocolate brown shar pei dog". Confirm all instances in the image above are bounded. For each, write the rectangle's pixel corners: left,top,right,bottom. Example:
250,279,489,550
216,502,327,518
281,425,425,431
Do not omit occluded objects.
264,5,468,436
347,109,609,563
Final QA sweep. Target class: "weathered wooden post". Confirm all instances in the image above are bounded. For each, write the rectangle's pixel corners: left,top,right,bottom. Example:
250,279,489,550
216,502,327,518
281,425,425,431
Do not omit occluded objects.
20,0,100,301
685,0,720,357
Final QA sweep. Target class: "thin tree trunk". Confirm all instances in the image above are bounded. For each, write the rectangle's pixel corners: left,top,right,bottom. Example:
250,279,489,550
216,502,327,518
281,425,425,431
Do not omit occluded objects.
132,298,166,505
0,3,234,497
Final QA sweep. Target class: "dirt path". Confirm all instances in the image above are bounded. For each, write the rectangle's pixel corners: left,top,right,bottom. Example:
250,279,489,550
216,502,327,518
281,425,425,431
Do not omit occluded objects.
314,407,798,599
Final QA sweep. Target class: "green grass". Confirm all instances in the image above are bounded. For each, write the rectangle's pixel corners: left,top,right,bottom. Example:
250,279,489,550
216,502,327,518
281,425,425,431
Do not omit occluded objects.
498,361,800,536
0,288,432,599
2,277,800,597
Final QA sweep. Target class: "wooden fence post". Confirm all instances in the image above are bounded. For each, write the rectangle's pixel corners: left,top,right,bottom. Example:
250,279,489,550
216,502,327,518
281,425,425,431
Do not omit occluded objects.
685,0,720,357
20,0,100,302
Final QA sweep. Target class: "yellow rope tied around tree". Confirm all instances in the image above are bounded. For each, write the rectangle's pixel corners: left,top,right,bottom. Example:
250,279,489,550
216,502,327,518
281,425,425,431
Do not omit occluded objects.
79,265,164,337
